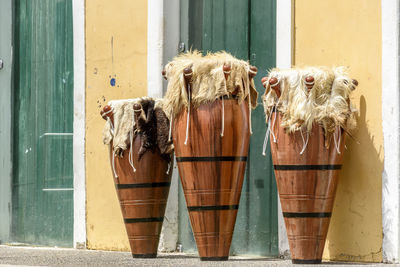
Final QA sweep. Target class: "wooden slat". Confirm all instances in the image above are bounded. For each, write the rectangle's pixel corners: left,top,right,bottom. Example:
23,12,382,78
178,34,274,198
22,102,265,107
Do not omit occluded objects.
0,0,13,242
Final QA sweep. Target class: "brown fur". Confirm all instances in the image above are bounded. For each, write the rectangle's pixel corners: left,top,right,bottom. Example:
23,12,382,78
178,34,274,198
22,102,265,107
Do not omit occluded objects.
135,98,172,162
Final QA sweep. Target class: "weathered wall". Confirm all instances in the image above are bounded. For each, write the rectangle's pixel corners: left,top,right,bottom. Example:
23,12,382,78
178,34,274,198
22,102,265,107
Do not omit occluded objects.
295,0,383,262
85,0,147,250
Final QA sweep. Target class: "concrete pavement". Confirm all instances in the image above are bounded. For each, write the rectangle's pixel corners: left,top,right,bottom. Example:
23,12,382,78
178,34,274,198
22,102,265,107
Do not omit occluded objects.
0,245,396,267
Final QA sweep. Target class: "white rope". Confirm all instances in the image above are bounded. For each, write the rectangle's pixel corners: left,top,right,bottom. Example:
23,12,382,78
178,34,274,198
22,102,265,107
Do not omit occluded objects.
248,68,257,77
262,108,274,156
107,117,114,136
270,107,278,143
110,144,118,178
221,67,231,138
333,125,342,154
299,128,310,155
105,110,118,178
221,96,225,137
303,79,314,87
128,127,136,173
270,79,280,88
247,76,253,135
168,110,173,142
102,109,113,120
269,92,282,144
221,73,229,137
184,86,191,145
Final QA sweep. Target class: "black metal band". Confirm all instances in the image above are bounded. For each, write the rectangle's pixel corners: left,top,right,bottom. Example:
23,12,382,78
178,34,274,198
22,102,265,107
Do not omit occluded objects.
124,217,164,223
200,256,229,261
187,205,239,212
274,164,342,171
176,156,247,162
116,182,170,189
283,212,331,218
132,254,157,258
292,259,322,264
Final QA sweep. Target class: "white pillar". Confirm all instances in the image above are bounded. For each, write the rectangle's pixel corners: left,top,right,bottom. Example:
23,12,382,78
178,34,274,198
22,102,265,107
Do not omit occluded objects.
72,0,87,249
382,0,400,263
276,0,293,258
148,0,180,252
147,0,164,99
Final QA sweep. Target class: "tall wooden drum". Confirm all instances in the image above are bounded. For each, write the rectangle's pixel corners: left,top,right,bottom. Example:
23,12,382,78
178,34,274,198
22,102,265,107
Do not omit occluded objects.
262,68,358,264
174,98,249,260
101,98,173,258
163,51,258,260
271,114,344,264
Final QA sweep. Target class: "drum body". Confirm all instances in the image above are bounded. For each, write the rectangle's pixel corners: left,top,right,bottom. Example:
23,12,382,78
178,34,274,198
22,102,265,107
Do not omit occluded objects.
270,112,345,264
109,135,172,258
173,98,250,260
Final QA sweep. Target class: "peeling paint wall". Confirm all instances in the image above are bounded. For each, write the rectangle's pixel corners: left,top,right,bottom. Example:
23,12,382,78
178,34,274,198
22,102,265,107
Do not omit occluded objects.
85,0,147,250
294,0,383,262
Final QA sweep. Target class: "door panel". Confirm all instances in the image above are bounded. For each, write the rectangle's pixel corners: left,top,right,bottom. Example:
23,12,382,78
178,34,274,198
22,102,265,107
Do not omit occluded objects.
242,0,278,254
202,0,249,59
178,0,278,256
13,0,74,247
0,0,13,242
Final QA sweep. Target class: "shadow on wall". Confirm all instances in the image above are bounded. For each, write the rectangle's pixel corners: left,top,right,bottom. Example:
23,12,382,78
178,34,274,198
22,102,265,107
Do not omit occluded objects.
326,95,383,262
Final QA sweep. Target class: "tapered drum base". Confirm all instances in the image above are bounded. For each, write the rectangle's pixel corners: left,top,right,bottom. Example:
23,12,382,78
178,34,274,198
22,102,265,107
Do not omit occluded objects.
173,98,250,260
200,257,229,261
132,254,157,258
110,135,172,257
270,112,345,263
292,259,322,264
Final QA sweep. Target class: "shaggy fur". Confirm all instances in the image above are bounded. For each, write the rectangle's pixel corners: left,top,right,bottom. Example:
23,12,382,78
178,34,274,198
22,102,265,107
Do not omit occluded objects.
163,51,258,119
135,99,157,159
262,66,357,140
155,105,173,156
102,97,173,161
102,98,140,152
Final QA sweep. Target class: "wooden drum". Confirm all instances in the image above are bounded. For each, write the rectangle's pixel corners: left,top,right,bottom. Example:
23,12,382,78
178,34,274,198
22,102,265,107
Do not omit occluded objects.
270,113,344,264
174,98,249,260
164,51,258,260
262,68,358,264
101,100,172,258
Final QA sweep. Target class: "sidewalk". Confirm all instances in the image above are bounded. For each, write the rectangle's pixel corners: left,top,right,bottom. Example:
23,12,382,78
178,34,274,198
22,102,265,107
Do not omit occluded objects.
0,245,395,267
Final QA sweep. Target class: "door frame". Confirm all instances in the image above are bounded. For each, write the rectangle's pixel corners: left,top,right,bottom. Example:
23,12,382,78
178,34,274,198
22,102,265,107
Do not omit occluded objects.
276,0,294,258
11,0,84,247
0,0,13,243
72,0,86,249
147,0,181,251
382,0,400,263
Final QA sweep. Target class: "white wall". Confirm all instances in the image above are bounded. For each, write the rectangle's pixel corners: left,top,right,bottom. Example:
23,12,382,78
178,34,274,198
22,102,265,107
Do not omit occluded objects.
72,0,87,249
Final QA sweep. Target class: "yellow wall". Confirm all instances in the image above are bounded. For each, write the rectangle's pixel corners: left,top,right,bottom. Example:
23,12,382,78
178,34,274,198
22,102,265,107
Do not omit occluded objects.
85,0,147,250
295,0,382,262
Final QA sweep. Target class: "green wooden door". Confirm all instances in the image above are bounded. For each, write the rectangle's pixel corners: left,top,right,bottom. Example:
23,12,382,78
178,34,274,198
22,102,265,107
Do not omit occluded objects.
178,0,278,256
12,0,74,247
